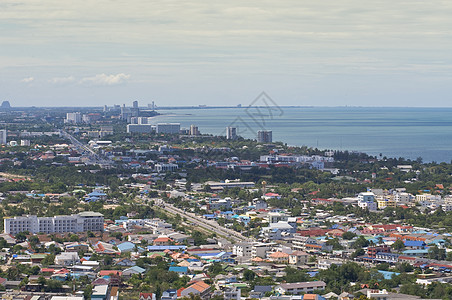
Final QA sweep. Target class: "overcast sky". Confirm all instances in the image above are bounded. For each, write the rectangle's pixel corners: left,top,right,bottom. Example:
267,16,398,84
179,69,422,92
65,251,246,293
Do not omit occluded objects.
1,1,452,107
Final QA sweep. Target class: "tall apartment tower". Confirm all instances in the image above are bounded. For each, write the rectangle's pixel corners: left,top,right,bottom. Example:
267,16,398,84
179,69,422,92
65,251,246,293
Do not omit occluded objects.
257,130,272,143
0,130,6,145
65,112,82,124
226,127,237,140
190,125,200,136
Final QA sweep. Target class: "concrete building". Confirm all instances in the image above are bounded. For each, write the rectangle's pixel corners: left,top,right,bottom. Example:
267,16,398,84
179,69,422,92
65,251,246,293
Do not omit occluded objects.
275,281,326,295
65,112,82,124
0,129,6,145
358,192,377,211
4,212,104,235
223,286,241,300
233,242,252,258
257,130,272,143
20,140,31,146
394,192,413,204
156,123,180,134
289,251,309,265
189,125,200,136
252,242,276,258
226,127,237,140
155,163,178,172
127,124,155,133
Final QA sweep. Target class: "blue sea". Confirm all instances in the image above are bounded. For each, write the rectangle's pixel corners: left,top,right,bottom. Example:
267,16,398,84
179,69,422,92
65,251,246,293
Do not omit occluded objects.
149,107,452,163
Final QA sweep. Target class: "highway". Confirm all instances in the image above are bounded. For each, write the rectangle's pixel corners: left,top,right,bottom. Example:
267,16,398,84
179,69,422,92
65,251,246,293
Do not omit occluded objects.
155,198,254,244
60,130,113,166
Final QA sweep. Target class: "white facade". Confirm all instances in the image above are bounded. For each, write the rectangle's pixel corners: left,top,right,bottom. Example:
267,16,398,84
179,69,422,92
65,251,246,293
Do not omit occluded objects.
0,129,6,145
358,200,377,211
226,127,237,140
276,281,326,295
65,112,82,124
251,242,276,258
156,123,180,134
155,163,178,172
4,212,104,235
223,287,241,300
394,192,413,204
127,124,155,133
233,242,252,257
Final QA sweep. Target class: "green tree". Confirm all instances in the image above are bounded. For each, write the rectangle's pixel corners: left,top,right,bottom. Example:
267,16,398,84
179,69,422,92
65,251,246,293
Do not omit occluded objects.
243,269,256,281
392,239,405,251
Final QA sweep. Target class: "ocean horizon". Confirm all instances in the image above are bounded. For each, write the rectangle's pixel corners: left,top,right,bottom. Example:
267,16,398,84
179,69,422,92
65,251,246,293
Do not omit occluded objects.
149,106,452,163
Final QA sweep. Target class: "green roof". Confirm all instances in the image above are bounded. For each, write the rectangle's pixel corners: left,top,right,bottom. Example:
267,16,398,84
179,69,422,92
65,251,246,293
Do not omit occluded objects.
31,254,48,259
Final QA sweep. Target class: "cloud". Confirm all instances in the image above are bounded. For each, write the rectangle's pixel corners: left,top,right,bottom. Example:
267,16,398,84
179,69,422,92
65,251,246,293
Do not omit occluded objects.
21,77,34,83
80,73,131,86
50,76,75,84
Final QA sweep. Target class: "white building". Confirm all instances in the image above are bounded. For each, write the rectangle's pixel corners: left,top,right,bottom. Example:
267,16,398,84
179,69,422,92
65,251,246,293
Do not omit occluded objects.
156,123,180,134
226,127,237,140
155,163,178,172
232,242,252,258
394,192,413,204
65,112,82,124
4,212,104,235
275,281,326,295
21,140,31,146
223,286,241,300
358,192,377,211
366,289,388,300
127,124,155,133
0,129,6,145
251,242,276,258
55,252,80,266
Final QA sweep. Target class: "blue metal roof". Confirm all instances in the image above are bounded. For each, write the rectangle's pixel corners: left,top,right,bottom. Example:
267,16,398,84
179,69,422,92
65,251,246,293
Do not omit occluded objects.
404,240,425,247
169,266,188,273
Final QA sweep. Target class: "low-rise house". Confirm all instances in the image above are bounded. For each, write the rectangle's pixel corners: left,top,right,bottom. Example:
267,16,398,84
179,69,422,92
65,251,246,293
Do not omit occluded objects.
161,289,178,300
249,285,273,299
223,286,241,300
289,251,309,265
123,266,146,278
115,257,136,267
139,293,156,300
117,241,137,253
178,281,211,299
269,251,289,263
153,236,173,246
98,270,122,277
93,241,118,255
169,266,188,275
317,259,343,270
55,252,79,266
92,284,109,299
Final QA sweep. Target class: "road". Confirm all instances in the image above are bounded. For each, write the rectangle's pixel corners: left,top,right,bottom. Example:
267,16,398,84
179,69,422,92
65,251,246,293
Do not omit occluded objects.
155,198,254,244
60,130,114,166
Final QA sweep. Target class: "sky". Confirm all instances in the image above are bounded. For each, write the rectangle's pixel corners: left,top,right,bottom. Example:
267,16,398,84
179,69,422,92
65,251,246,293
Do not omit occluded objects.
1,1,452,107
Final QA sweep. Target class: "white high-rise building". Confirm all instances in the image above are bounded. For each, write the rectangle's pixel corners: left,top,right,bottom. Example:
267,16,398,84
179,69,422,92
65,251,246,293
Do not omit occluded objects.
4,212,104,235
189,125,200,135
0,130,6,145
226,127,237,140
65,112,82,124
